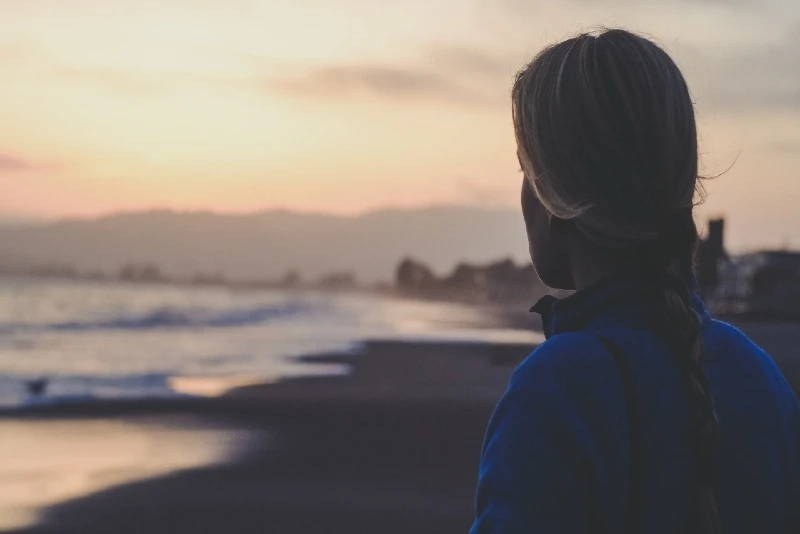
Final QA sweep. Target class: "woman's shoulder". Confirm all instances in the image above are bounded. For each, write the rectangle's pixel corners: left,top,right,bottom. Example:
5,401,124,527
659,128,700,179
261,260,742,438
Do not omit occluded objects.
704,317,787,374
493,332,630,456
704,318,799,400
704,317,764,351
509,331,618,393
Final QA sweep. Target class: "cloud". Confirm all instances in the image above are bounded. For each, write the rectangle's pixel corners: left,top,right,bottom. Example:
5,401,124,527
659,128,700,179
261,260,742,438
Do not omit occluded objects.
0,153,35,171
267,64,490,105
265,42,514,106
683,28,800,113
0,152,62,174
55,53,501,106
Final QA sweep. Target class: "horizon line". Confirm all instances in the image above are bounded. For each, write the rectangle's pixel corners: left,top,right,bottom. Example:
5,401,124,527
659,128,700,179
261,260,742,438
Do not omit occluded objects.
0,202,523,225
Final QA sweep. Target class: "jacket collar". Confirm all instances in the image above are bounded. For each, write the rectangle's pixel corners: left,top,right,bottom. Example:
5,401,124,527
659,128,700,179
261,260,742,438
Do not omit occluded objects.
530,273,708,338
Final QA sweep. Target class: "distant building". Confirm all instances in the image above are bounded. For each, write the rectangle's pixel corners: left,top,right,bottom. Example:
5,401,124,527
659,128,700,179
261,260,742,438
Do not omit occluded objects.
696,218,727,298
696,217,800,316
714,251,800,316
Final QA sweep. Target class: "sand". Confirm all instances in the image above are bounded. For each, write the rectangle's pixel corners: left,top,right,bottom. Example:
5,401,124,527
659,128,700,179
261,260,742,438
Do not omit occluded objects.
1,339,533,534
0,417,264,531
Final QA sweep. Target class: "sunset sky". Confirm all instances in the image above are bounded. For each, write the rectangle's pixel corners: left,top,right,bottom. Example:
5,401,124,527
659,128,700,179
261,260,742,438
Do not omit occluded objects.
0,0,798,250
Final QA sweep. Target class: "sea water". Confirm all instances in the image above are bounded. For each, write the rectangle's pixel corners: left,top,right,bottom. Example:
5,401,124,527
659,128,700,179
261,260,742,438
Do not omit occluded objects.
0,276,542,408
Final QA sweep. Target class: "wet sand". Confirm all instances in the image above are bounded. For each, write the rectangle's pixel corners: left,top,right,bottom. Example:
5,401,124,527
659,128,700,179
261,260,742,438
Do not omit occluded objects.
3,321,799,534
3,340,533,534
0,417,263,531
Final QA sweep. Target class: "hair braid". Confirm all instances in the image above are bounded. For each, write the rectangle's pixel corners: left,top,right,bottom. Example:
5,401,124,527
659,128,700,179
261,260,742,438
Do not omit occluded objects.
652,217,721,534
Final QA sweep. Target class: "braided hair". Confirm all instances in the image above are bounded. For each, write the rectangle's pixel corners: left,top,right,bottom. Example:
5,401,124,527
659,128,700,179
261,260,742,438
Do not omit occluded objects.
634,211,720,533
512,29,720,532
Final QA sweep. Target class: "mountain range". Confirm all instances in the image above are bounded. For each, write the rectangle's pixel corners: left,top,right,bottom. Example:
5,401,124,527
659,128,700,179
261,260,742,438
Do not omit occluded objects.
0,206,531,282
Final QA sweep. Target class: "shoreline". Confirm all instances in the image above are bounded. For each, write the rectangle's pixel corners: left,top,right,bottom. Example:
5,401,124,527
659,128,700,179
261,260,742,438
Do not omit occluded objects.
0,327,541,418
3,338,533,534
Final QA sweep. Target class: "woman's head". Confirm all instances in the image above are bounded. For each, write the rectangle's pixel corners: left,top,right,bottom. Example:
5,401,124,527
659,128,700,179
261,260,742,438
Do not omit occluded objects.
513,29,701,289
515,29,721,534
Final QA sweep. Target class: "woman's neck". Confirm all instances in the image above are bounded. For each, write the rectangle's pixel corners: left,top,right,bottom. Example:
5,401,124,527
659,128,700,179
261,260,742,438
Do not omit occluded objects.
568,237,623,292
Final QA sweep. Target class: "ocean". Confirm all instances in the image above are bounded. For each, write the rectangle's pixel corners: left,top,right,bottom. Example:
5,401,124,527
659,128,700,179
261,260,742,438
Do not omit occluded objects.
0,276,542,408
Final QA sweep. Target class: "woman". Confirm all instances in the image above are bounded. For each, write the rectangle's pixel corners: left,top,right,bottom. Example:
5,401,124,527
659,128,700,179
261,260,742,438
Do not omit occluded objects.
472,29,800,533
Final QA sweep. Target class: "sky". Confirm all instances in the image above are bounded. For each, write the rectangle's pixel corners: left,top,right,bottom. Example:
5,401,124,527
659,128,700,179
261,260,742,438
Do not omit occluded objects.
0,0,799,250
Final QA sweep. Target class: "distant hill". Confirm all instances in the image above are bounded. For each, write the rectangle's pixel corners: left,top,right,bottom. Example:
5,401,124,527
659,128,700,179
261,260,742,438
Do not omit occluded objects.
0,207,530,282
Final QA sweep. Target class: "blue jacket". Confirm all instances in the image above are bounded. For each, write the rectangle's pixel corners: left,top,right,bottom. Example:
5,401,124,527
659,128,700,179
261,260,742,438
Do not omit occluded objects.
472,276,800,533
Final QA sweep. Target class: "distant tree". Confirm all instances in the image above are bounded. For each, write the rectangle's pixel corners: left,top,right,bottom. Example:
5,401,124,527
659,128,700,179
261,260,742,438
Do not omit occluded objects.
281,269,303,288
118,263,138,281
445,262,484,290
485,258,518,282
191,272,226,286
83,270,108,281
317,271,357,290
371,280,393,293
118,263,164,282
396,258,436,293
140,264,163,282
28,263,78,279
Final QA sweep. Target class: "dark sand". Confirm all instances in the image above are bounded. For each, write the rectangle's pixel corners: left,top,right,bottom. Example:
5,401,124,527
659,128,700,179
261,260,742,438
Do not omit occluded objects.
3,340,533,534
3,321,799,534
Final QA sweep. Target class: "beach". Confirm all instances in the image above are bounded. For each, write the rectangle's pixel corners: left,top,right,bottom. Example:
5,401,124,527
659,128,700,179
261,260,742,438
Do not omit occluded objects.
1,320,798,534
2,339,532,534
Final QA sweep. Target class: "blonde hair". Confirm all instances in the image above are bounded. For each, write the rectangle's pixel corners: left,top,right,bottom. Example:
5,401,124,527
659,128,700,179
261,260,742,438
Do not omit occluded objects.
513,29,720,533
512,29,702,248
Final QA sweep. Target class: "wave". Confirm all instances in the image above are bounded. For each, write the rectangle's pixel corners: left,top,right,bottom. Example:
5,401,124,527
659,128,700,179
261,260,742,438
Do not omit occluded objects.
0,372,180,410
52,302,316,331
0,302,320,334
